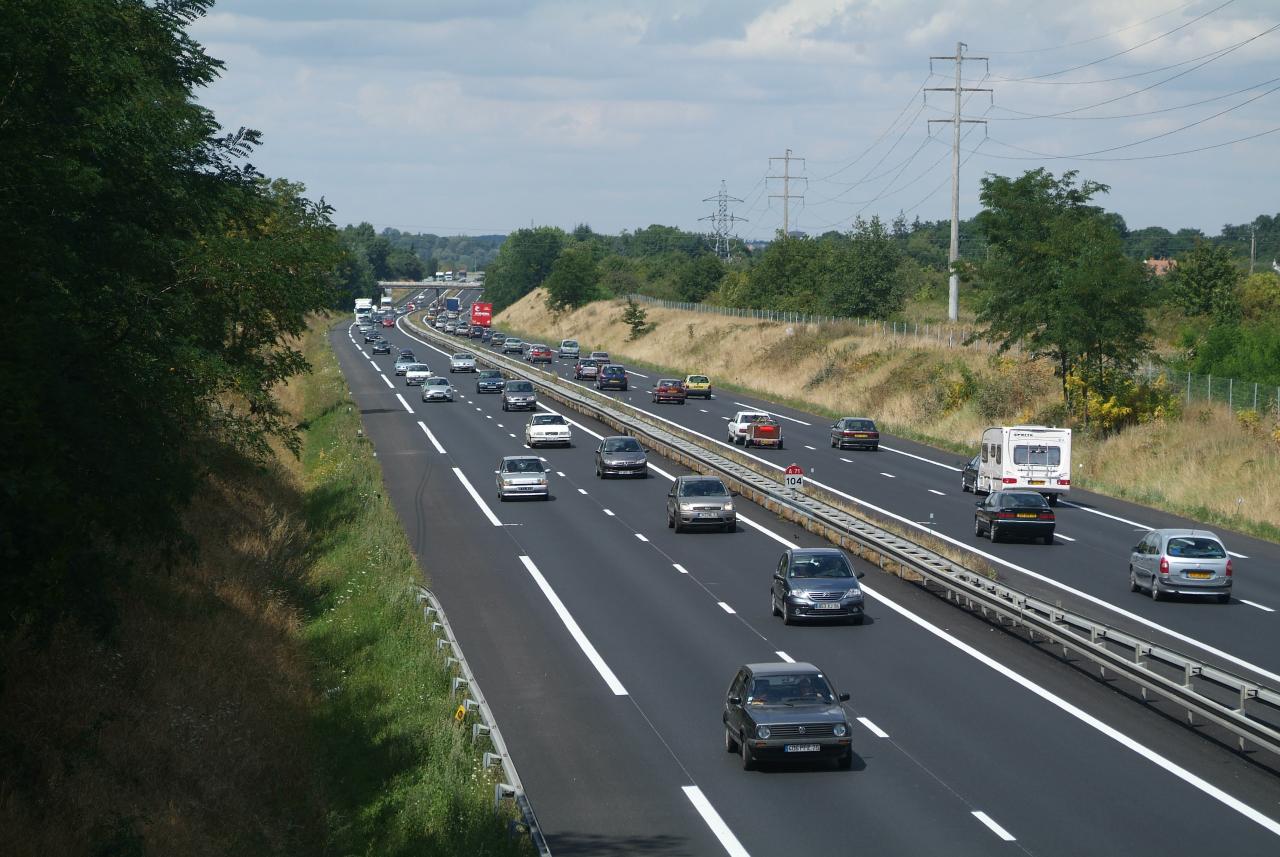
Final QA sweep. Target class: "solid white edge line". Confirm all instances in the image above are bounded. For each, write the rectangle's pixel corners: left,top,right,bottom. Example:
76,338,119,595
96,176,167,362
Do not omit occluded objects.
519,555,628,696
1055,533,1076,542
379,374,394,389
626,369,649,378
395,393,414,413
451,467,502,527
536,401,604,440
774,650,794,663
856,716,889,738
717,602,735,614
417,421,446,454
673,563,689,574
737,514,799,549
635,533,649,542
681,786,751,857
1228,551,1250,559
971,811,1016,842
880,444,962,471
1240,599,1276,613
732,401,811,426
649,463,675,480
863,581,1280,838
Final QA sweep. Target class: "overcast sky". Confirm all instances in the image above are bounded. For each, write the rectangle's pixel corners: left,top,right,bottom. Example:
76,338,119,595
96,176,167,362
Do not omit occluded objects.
192,0,1279,239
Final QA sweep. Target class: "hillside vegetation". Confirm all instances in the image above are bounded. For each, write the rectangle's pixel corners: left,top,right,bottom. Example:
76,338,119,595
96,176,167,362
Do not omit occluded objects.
497,290,1280,539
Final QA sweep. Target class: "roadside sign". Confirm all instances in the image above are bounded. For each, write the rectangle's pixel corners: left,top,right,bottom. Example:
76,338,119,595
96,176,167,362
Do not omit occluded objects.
784,463,804,490
454,704,467,722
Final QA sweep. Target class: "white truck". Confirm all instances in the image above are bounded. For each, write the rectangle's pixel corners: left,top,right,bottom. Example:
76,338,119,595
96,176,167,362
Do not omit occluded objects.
726,410,773,446
975,425,1072,505
354,297,373,322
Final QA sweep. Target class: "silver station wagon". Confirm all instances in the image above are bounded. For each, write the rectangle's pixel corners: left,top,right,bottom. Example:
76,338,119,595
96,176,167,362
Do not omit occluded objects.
1130,528,1232,603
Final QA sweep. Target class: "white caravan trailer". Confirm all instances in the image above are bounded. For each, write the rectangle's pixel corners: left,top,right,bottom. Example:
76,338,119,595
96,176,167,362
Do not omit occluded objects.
976,425,1072,505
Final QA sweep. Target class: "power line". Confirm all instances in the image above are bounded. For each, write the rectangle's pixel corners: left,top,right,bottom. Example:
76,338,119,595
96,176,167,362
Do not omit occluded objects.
987,0,1238,82
973,1,1197,55
809,76,934,181
982,75,1280,121
967,124,1280,162
768,149,806,235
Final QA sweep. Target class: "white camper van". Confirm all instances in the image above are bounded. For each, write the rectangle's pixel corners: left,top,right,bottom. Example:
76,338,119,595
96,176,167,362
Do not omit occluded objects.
975,425,1072,505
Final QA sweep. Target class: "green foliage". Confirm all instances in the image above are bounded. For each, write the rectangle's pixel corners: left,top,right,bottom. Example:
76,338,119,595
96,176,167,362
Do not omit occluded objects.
544,244,601,313
1239,271,1280,322
1064,371,1182,435
0,0,340,629
673,253,726,302
1165,240,1242,320
484,226,566,310
1189,322,1280,386
968,169,1154,417
744,234,827,312
822,216,905,318
621,298,653,340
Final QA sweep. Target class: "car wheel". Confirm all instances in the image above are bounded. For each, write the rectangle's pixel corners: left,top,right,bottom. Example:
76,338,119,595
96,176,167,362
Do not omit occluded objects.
725,520,736,533
830,437,837,448
771,592,781,617
674,517,684,534
989,523,1000,543
1042,533,1054,545
974,517,983,537
870,445,878,452
961,479,969,493
1217,593,1231,604
725,726,739,754
837,749,853,770
778,441,784,450
740,740,755,771
1129,567,1140,593
595,463,602,478
848,614,864,626
667,510,674,529
1150,578,1161,601
1047,494,1059,507
782,601,795,626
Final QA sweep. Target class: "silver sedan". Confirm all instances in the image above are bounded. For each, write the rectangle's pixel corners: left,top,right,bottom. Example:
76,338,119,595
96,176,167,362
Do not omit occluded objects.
449,352,477,373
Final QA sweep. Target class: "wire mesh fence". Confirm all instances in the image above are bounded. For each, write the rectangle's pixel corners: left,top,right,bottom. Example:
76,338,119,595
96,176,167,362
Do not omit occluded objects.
1141,363,1280,417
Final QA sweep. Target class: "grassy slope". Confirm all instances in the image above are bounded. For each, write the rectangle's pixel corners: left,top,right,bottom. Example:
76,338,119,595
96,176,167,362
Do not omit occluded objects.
498,290,1280,542
0,316,530,856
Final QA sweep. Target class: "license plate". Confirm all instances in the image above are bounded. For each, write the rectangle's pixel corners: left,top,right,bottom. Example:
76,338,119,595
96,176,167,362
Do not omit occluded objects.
853,433,868,438
1016,513,1037,519
814,603,842,610
1029,480,1045,486
697,512,720,518
784,744,820,753
1187,571,1212,579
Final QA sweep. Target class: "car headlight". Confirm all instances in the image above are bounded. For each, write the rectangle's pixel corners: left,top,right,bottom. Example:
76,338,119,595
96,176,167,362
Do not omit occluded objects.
722,502,734,511
844,588,862,599
834,723,848,737
756,725,770,740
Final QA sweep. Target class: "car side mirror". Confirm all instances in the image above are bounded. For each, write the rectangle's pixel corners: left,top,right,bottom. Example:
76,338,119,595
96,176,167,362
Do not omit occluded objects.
493,470,500,474
727,695,742,706
730,490,739,497
838,692,850,702
856,569,865,579
975,501,983,507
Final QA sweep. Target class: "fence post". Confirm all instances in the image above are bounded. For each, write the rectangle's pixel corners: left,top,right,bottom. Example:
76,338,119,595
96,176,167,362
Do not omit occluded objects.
1186,371,1191,403
1229,377,1233,410
1208,375,1212,402
1254,383,1258,411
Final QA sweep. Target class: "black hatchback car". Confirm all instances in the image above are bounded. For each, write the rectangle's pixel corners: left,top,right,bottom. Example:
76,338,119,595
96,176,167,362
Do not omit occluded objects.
596,363,628,391
723,662,853,771
974,491,1055,544
371,339,392,355
771,548,866,625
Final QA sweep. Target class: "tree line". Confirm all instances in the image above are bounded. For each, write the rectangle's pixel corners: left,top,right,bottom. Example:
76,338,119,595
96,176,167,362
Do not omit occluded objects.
0,0,343,629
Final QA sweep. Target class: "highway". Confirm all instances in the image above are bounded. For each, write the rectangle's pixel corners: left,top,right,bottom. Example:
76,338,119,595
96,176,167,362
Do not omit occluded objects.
334,301,1280,856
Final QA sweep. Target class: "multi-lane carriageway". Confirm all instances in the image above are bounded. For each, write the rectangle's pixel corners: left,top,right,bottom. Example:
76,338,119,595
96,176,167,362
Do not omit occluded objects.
334,300,1280,856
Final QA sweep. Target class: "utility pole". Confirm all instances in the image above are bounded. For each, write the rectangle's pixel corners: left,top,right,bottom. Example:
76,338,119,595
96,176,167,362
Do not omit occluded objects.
699,180,747,260
927,42,990,321
1250,224,1257,274
768,149,806,236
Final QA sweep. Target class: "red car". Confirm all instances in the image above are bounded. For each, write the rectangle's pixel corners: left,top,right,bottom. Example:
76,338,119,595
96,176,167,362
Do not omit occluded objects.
527,344,553,365
380,317,395,327
651,378,686,404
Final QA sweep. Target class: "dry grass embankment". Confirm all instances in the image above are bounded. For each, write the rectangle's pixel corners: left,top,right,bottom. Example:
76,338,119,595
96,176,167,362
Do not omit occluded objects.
498,290,1280,540
0,316,531,856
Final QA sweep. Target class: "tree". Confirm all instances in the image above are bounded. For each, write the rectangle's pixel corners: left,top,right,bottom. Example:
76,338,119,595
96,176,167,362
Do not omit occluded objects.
673,253,725,303
387,248,424,280
621,298,652,340
0,0,340,628
822,216,904,318
483,226,565,309
1167,240,1242,321
968,169,1153,413
742,234,825,312
544,245,600,313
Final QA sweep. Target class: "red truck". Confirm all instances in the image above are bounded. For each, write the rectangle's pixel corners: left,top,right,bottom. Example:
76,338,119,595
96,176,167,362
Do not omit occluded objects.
470,301,493,328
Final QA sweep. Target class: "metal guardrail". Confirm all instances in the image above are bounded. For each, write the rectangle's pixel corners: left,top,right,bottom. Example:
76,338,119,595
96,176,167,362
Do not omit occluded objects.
416,585,551,856
405,315,1280,762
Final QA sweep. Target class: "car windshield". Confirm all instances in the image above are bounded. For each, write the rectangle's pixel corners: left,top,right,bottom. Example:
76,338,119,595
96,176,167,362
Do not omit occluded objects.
453,353,472,360
603,438,642,453
479,370,500,378
592,353,608,359
688,375,708,384
507,340,522,346
399,353,414,360
1166,537,1227,559
844,419,876,430
580,360,597,367
602,366,625,376
408,364,430,372
659,379,681,386
531,415,565,425
503,458,545,474
506,381,533,393
426,378,448,386
789,554,854,579
747,673,836,706
998,493,1048,509
679,479,728,498
745,414,770,423
562,341,578,347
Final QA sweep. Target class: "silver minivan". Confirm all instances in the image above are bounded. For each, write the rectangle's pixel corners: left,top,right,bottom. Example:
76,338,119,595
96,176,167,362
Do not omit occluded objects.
1130,529,1232,602
559,339,580,359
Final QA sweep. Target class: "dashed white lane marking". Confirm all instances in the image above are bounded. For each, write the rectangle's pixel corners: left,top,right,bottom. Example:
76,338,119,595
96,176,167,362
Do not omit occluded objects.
577,488,588,495
881,444,962,471
603,509,615,516
733,402,811,426
395,393,414,413
1055,533,1076,542
451,467,501,527
804,445,816,450
928,489,946,496
519,555,628,696
879,472,896,478
635,533,649,542
840,457,853,463
774,650,795,663
717,602,736,614
699,408,709,413
475,407,482,412
673,563,690,574
857,717,889,738
496,423,504,428
508,433,516,438
557,471,566,477
626,369,649,378
1229,551,1250,559
379,374,394,389
1241,599,1275,613
682,786,749,857
416,421,446,454
971,811,1016,842
720,416,730,421
486,415,492,419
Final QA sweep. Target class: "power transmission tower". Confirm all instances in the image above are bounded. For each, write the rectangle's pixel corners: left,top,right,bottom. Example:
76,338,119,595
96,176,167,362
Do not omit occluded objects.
699,180,747,260
768,149,806,235
927,42,990,322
